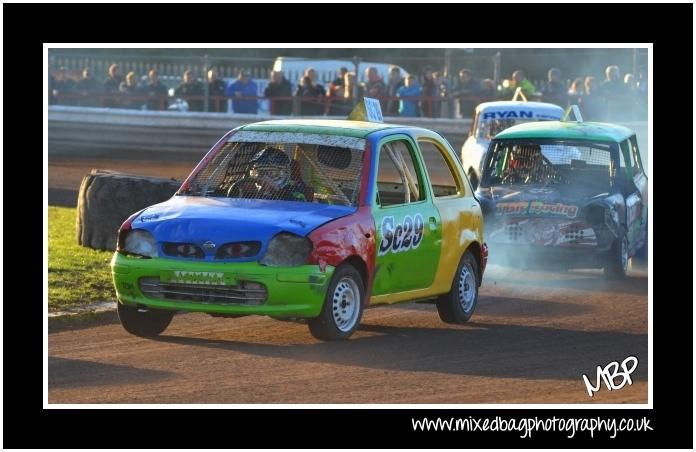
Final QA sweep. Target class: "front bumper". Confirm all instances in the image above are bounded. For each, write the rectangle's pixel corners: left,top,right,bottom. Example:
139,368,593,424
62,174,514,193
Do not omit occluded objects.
111,253,333,318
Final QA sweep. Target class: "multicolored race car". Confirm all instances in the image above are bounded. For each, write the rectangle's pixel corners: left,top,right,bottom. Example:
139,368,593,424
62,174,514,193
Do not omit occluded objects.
112,101,487,340
475,108,647,278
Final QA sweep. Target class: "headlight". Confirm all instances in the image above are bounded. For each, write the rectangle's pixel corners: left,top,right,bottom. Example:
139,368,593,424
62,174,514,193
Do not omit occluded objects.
260,232,313,267
122,229,157,258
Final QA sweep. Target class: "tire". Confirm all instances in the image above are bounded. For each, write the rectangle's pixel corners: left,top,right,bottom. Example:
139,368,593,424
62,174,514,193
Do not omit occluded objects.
604,229,629,280
467,169,479,191
117,302,175,337
77,170,180,250
436,250,479,324
308,264,364,341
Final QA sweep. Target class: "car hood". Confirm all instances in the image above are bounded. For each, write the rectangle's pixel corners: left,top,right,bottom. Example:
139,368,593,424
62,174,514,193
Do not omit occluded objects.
476,184,611,220
132,196,356,258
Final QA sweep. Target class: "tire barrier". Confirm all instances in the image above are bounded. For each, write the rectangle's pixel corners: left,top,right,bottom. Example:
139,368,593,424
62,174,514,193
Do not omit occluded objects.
76,169,181,250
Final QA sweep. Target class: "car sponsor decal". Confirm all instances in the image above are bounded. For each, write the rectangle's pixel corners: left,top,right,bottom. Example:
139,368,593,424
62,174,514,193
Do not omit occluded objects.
161,270,228,285
378,214,425,256
496,201,578,219
483,111,533,119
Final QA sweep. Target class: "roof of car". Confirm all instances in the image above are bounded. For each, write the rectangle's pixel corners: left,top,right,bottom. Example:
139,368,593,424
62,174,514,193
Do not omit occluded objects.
240,119,401,139
475,101,565,115
494,120,636,142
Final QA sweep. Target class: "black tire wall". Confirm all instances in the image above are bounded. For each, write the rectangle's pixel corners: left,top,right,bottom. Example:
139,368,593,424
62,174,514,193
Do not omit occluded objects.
76,169,181,250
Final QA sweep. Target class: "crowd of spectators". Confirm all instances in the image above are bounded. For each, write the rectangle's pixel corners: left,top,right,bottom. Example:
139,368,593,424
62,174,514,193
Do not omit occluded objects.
49,63,647,121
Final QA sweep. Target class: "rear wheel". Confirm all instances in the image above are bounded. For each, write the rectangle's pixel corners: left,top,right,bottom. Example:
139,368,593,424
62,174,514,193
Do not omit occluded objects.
467,168,479,191
117,302,174,337
604,230,629,279
437,251,479,324
308,264,364,341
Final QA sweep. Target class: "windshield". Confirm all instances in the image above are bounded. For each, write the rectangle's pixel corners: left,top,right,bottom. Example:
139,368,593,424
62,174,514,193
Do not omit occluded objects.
482,140,617,190
476,117,554,140
179,131,365,207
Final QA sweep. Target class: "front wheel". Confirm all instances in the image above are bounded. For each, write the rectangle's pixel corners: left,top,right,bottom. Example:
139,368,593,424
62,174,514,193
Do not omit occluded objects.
604,230,629,279
308,264,364,341
437,250,479,324
467,168,479,191
117,302,174,337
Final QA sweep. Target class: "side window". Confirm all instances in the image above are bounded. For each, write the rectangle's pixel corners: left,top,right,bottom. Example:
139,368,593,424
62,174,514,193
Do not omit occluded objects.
617,139,636,182
417,140,461,197
618,140,630,169
628,135,643,176
376,140,423,207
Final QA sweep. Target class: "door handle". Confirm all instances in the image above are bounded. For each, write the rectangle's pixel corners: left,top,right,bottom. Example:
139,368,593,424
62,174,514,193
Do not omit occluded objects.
428,216,437,230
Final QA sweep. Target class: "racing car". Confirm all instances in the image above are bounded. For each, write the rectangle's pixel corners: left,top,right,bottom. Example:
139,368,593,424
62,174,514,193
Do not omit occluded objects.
475,107,647,278
112,100,487,340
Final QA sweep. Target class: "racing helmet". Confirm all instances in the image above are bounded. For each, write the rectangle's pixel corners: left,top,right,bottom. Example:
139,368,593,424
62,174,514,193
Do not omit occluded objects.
248,146,291,190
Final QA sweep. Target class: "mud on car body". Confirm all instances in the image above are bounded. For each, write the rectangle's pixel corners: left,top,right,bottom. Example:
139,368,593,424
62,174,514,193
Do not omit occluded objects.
475,114,647,279
112,105,486,340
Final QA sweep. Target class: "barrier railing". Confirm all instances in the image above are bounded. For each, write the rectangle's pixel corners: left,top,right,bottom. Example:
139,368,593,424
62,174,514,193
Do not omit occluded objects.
49,93,495,118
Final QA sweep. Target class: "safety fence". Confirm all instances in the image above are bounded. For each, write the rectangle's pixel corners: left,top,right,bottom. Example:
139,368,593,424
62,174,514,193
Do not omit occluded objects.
50,93,496,118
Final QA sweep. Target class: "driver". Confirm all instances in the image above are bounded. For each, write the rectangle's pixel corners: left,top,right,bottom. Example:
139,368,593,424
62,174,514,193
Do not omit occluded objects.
229,147,312,201
486,119,515,139
502,145,544,183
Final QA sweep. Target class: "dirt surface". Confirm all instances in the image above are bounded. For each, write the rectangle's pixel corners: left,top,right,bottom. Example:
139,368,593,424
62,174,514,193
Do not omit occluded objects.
48,152,200,206
48,265,648,404
48,151,649,404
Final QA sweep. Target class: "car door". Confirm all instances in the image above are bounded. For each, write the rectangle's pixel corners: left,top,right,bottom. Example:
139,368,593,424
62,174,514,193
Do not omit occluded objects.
371,135,442,295
627,135,648,252
620,137,647,253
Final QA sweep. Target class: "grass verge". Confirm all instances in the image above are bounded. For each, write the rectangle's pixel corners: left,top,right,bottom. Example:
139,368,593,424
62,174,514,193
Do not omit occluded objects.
48,206,115,311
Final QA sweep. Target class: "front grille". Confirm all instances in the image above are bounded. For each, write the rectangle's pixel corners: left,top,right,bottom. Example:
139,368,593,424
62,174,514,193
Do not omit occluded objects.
139,277,267,305
162,242,205,259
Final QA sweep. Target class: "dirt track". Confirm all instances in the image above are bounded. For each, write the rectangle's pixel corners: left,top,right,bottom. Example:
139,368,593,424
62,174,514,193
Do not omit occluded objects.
49,265,648,404
48,151,649,403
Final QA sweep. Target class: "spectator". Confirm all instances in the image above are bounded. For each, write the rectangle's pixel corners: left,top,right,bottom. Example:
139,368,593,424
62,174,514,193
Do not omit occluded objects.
384,65,404,116
510,69,537,98
75,67,100,106
144,69,168,111
431,72,448,118
541,68,568,107
103,64,123,107
421,65,437,117
264,70,292,115
304,67,325,92
331,67,349,88
397,74,422,117
343,71,363,108
579,76,601,121
52,67,75,105
325,77,348,116
480,78,496,99
119,71,142,109
207,68,228,112
597,65,629,120
295,75,325,116
451,69,479,118
567,77,585,105
635,68,648,118
362,66,386,107
623,73,638,120
175,70,205,112
226,71,258,114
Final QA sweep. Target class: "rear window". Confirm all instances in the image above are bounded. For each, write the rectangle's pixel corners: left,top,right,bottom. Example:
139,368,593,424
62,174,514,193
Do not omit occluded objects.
179,131,365,207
